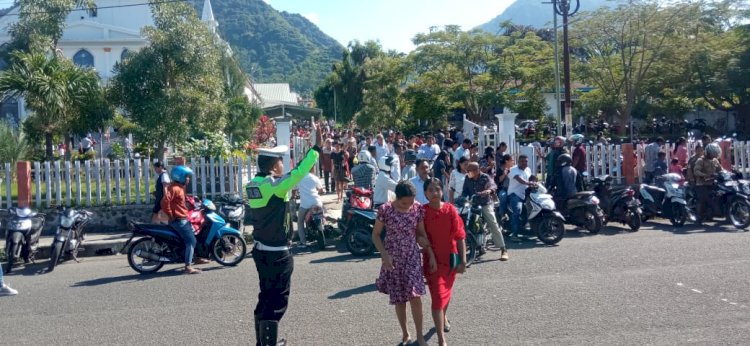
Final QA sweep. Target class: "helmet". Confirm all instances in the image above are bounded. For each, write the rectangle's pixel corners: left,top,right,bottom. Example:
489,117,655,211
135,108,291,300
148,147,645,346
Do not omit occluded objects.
378,155,394,172
170,165,193,184
556,154,572,168
554,136,566,145
705,143,721,159
357,150,372,164
569,134,585,146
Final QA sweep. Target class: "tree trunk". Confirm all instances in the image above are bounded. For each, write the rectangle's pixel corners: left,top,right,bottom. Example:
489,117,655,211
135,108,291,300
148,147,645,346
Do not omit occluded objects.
156,141,167,163
45,132,54,161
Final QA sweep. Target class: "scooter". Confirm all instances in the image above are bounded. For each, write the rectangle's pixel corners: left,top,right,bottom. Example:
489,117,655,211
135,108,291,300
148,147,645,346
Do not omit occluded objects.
122,198,247,274
216,194,246,233
592,175,642,231
337,186,373,233
455,195,491,266
304,205,336,250
343,208,382,256
637,173,689,227
2,207,45,273
500,185,566,246
48,207,93,271
556,191,605,234
686,171,750,230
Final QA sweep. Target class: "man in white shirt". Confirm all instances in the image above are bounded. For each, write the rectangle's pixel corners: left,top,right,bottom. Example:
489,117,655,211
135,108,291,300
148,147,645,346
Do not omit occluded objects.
453,139,471,168
374,134,390,161
507,155,535,240
374,156,398,206
418,135,441,161
296,166,324,249
410,159,430,204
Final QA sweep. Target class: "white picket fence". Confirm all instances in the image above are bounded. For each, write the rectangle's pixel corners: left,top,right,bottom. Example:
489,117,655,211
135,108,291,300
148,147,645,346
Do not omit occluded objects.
0,156,257,209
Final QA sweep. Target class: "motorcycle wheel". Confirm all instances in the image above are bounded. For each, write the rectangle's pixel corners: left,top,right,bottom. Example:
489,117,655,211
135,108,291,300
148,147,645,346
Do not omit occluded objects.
536,216,565,245
728,198,750,230
127,238,165,274
583,209,603,234
315,224,327,251
669,202,687,227
626,211,641,232
345,225,374,257
47,241,63,272
465,232,479,268
211,234,247,266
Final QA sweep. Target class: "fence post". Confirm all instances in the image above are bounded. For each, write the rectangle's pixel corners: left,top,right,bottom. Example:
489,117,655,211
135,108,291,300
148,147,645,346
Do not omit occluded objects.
16,161,31,208
719,141,732,171
34,162,41,208
622,143,635,185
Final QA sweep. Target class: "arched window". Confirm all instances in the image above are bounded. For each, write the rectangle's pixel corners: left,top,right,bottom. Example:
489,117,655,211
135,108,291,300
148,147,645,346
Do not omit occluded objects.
73,49,94,68
120,49,130,62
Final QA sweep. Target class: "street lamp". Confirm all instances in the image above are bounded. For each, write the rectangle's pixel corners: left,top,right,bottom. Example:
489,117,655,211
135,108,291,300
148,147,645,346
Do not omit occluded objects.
552,0,580,137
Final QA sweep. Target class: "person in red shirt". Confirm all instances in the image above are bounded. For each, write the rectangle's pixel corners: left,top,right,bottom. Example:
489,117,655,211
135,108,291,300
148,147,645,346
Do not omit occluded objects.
421,177,466,346
161,165,207,274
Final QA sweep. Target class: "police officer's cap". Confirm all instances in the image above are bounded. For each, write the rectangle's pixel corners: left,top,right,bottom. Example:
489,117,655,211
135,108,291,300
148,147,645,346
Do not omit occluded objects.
257,145,288,158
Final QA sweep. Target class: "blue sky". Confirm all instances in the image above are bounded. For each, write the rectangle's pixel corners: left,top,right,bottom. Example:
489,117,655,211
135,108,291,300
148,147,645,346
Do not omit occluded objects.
0,0,516,52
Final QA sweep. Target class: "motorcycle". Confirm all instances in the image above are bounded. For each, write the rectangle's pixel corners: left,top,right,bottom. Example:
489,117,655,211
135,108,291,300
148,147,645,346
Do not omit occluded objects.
454,195,492,266
2,207,45,273
637,173,689,227
500,185,566,246
304,205,334,250
687,171,750,230
592,175,642,231
337,186,373,233
556,191,605,234
343,207,383,256
122,198,247,274
216,194,246,233
48,207,93,271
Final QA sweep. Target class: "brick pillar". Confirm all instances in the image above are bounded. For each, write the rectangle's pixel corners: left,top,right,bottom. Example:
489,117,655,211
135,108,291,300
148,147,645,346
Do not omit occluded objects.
621,143,636,184
174,156,185,166
16,161,31,208
719,141,732,171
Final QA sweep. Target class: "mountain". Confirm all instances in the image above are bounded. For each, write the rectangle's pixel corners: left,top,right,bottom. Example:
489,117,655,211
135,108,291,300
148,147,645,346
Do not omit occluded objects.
477,0,614,31
205,0,344,96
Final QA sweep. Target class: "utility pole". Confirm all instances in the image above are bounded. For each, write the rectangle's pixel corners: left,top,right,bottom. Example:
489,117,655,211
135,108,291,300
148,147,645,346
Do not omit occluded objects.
551,2,562,136
553,0,580,137
333,88,338,125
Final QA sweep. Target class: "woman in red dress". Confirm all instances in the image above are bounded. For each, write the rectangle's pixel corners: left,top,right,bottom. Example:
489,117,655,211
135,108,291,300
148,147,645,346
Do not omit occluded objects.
421,177,466,346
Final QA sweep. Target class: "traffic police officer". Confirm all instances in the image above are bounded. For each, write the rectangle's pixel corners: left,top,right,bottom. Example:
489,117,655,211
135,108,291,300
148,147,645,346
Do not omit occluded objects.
246,144,320,346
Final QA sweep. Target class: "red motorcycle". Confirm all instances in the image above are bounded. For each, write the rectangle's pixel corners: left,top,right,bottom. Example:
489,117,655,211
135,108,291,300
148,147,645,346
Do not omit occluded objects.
337,187,372,232
186,195,206,235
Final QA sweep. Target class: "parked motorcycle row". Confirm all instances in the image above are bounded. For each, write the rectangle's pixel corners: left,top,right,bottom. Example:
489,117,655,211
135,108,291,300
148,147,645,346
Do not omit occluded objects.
334,169,750,265
2,194,249,275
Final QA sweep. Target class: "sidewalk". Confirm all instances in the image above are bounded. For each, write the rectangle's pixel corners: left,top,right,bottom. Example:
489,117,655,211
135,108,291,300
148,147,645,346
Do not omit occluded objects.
0,193,346,261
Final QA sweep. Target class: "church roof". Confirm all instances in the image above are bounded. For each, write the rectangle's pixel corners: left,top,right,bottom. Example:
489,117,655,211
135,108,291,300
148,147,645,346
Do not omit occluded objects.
201,0,216,23
254,83,299,107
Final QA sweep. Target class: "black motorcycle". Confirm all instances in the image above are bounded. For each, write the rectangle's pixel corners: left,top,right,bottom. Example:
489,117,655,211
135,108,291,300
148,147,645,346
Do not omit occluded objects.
303,205,335,250
344,208,382,256
687,171,750,230
2,207,45,273
556,191,605,234
216,194,246,233
637,173,689,227
455,196,492,266
48,207,93,271
591,175,642,231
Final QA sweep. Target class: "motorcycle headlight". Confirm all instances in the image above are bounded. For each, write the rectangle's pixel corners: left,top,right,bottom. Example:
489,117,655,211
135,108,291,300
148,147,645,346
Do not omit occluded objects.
60,216,74,228
9,219,32,230
590,196,600,205
227,208,243,219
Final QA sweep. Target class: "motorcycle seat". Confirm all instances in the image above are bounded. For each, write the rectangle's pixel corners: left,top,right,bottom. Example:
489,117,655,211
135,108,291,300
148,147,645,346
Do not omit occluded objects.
571,191,595,199
592,175,610,184
131,222,177,232
643,186,666,194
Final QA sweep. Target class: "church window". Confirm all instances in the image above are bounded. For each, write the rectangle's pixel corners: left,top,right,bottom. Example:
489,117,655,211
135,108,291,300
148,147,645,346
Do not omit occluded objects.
73,49,94,68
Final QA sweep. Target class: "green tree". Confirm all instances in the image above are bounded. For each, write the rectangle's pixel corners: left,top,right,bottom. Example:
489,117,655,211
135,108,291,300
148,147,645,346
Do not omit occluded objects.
110,1,227,161
0,122,29,166
4,0,94,55
0,52,100,159
356,53,410,130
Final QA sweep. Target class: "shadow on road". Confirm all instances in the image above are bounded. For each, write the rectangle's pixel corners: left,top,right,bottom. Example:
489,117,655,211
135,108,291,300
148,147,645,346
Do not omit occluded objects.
662,222,748,235
309,252,376,264
70,266,227,287
328,283,377,299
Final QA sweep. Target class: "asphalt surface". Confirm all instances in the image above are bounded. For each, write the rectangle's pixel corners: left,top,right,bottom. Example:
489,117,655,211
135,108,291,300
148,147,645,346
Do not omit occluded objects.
2,219,750,346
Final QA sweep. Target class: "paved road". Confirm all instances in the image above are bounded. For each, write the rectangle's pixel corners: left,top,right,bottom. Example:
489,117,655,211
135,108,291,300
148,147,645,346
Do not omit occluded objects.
2,219,750,346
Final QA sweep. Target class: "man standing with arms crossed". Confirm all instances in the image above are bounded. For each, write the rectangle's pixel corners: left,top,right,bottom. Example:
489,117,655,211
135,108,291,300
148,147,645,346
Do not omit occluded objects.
246,139,320,346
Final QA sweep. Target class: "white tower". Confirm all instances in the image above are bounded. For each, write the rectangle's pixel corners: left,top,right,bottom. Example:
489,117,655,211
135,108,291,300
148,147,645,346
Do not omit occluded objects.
202,0,218,33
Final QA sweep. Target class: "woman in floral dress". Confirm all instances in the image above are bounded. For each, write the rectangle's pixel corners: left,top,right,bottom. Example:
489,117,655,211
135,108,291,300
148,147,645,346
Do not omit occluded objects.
422,177,466,346
373,181,437,346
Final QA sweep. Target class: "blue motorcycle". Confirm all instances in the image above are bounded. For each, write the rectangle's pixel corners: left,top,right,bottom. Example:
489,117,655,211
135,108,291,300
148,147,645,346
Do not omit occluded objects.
123,199,247,274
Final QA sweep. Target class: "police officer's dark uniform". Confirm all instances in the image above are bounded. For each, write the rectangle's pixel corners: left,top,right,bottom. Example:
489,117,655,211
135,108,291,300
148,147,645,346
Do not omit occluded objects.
246,145,319,346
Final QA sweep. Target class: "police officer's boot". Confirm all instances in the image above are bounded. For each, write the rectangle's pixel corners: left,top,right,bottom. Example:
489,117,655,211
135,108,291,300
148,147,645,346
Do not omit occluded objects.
258,320,287,346
254,316,260,346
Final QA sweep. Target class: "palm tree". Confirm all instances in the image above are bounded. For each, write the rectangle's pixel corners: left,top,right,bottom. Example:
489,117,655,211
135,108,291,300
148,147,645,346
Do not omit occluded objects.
0,51,99,160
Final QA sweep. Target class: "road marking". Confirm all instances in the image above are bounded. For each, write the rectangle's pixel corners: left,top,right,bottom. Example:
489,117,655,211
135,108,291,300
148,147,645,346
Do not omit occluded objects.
676,282,684,287
676,282,747,309
691,289,702,294
721,299,729,302
730,302,738,306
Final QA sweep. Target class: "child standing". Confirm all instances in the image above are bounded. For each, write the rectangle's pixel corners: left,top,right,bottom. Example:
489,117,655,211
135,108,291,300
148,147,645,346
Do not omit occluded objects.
373,181,436,346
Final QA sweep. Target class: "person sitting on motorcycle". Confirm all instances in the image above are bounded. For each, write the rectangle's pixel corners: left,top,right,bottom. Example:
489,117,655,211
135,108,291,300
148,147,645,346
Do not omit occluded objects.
462,162,508,261
352,150,377,190
374,155,398,207
161,165,208,274
296,164,324,250
553,154,578,210
541,136,567,190
686,144,704,187
693,143,722,224
569,134,586,191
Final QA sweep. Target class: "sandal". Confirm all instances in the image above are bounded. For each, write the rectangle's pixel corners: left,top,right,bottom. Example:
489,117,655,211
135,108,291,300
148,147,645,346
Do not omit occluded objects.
184,267,202,274
444,319,451,333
